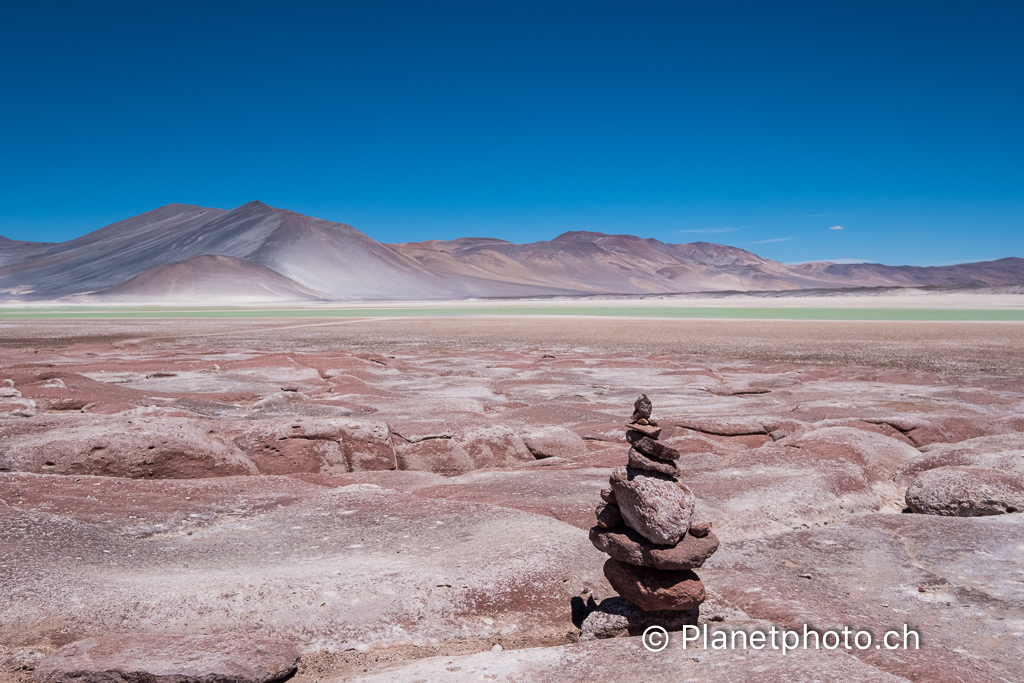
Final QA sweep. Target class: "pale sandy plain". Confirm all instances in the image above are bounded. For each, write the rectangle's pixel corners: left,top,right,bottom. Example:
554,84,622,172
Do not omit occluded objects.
2,308,1024,682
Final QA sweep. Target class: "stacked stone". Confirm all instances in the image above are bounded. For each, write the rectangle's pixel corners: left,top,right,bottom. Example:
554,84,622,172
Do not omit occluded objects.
589,394,719,624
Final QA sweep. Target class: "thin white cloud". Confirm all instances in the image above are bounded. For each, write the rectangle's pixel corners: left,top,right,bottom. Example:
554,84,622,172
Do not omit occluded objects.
829,225,843,230
676,227,739,234
748,237,792,244
787,258,870,265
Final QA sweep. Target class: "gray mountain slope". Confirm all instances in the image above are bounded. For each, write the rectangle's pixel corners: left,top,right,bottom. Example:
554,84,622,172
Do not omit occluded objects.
0,202,463,300
93,255,330,303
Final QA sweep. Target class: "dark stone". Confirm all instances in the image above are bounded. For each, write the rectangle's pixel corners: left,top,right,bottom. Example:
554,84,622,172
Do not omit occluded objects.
630,437,681,462
689,520,712,537
627,448,678,477
630,394,652,422
579,596,698,640
625,424,662,440
595,502,623,528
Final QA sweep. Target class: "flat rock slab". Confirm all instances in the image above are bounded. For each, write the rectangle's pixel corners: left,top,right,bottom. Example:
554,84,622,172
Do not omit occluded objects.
0,484,609,651
603,558,706,611
590,525,719,570
627,435,680,462
780,426,921,482
33,634,298,683
626,448,678,477
0,472,329,538
702,513,1024,682
343,631,908,682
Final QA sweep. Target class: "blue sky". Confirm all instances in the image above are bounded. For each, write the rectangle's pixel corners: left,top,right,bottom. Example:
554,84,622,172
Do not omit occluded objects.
1,1,1021,266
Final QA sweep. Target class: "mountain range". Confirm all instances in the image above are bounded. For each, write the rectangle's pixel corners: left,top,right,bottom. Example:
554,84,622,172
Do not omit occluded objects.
1,201,1021,303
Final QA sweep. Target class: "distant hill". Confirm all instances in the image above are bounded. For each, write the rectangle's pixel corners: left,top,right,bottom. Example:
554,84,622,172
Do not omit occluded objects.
0,201,1021,302
95,255,330,303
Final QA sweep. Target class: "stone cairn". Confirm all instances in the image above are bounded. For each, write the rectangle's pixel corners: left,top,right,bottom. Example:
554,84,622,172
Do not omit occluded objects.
580,394,719,639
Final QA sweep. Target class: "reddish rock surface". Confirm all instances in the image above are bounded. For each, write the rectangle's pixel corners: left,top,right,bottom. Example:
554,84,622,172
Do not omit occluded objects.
905,466,1024,516
896,433,1024,486
2,317,1024,681
0,417,256,479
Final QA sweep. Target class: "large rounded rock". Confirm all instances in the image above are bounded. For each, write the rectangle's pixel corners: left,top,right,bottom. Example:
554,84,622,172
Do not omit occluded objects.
590,525,719,570
896,433,1024,486
603,558,706,611
609,466,694,545
905,466,1024,516
0,417,256,479
782,426,921,482
32,633,298,683
517,426,587,460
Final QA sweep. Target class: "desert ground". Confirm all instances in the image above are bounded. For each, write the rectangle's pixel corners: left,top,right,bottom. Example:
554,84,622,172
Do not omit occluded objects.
2,314,1023,682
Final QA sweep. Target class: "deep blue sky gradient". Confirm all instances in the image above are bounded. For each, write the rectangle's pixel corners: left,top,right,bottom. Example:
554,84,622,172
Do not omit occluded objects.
1,1,1021,265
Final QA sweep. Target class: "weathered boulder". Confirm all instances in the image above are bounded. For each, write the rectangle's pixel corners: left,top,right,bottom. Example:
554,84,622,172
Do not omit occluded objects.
897,433,1024,486
630,394,652,422
517,426,587,460
32,633,298,683
609,466,695,545
0,417,256,478
590,526,720,570
231,418,396,474
392,423,533,475
603,559,706,611
905,466,1024,516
